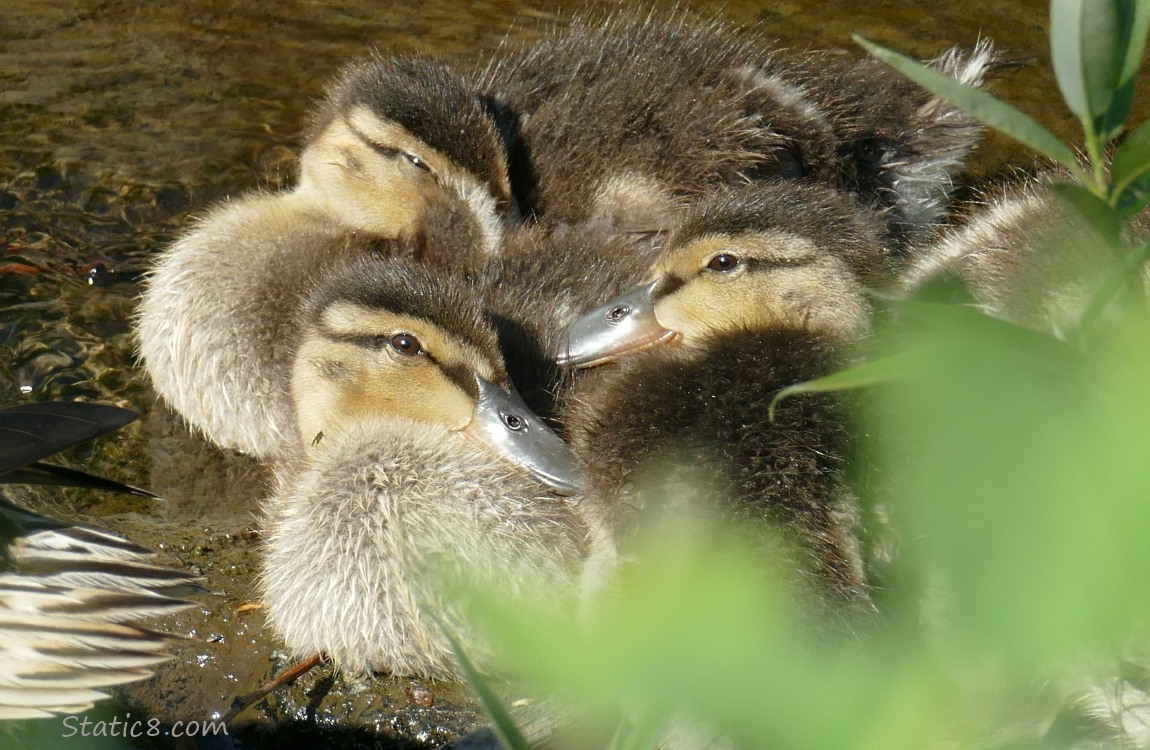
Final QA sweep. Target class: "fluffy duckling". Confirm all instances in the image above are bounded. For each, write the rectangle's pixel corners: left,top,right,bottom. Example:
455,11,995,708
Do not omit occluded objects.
137,54,511,458
476,12,991,249
787,41,996,249
556,182,889,608
475,13,835,235
0,401,198,719
299,54,515,243
261,255,602,679
898,171,1150,337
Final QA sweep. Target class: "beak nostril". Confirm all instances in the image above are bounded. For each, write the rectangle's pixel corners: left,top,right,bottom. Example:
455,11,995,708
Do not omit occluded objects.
606,305,630,322
502,412,526,431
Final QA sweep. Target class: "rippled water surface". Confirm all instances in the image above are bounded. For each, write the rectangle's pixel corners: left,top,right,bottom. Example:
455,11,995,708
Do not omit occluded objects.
1,0,1143,747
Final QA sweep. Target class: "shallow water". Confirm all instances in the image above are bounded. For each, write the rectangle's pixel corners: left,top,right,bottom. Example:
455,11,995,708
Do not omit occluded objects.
1,0,1145,747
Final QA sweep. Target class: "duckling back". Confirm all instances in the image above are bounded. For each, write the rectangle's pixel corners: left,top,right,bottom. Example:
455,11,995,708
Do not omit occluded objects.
475,12,992,250
899,172,1150,336
476,13,828,231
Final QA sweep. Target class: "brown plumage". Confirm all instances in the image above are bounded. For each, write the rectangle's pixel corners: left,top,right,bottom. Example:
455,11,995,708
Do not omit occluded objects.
473,12,991,251
899,170,1150,337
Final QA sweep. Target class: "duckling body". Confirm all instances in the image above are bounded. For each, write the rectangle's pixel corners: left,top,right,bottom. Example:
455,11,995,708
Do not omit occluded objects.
476,13,991,249
898,172,1150,336
557,182,889,608
262,417,590,678
476,14,834,234
136,54,511,458
260,255,600,677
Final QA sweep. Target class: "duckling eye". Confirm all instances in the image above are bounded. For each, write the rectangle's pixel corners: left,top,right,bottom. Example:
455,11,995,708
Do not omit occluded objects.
389,332,423,356
706,253,739,272
402,152,430,173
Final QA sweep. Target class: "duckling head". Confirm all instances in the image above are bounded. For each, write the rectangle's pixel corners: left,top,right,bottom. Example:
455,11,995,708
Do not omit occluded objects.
297,55,513,254
293,257,578,494
557,184,886,367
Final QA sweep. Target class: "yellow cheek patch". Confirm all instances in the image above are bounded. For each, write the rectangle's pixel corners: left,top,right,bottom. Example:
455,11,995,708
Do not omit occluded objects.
649,231,867,344
293,304,504,444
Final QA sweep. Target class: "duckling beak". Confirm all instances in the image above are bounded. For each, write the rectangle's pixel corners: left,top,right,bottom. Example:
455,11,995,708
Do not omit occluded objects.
466,376,582,496
555,280,674,368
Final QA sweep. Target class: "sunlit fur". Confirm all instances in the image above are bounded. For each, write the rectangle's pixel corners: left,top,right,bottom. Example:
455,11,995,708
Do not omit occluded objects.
561,183,890,612
136,54,511,458
299,54,512,252
899,171,1150,338
263,257,605,678
787,39,995,248
261,417,596,678
474,11,991,247
474,12,838,231
135,163,492,459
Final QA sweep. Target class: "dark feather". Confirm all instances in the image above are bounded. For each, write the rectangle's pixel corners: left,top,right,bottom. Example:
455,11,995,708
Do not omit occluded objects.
0,402,139,478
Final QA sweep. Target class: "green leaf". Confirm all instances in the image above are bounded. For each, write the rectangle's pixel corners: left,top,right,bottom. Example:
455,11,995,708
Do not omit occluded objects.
1076,236,1150,340
1111,119,1150,217
1102,0,1150,136
854,36,1084,176
875,304,1150,668
768,350,920,422
438,620,533,750
1047,181,1124,255
1050,0,1125,124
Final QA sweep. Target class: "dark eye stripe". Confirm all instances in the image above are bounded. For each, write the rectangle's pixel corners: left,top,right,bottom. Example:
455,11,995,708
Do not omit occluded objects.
652,275,684,301
346,120,431,172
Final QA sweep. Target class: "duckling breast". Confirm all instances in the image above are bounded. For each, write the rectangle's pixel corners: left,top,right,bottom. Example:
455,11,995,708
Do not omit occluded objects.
260,417,591,679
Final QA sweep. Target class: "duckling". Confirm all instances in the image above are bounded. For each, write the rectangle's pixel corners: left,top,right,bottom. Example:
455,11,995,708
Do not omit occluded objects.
788,40,996,249
898,171,1150,337
555,182,890,608
136,54,511,458
475,12,991,249
261,254,603,678
299,54,515,244
474,13,835,235
0,401,198,719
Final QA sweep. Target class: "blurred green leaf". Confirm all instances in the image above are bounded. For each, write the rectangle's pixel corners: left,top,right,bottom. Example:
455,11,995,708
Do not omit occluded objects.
875,304,1150,668
1076,236,1150,339
1101,0,1150,137
768,350,920,422
854,36,1084,176
1111,119,1150,217
438,619,533,750
1050,0,1124,125
467,509,908,750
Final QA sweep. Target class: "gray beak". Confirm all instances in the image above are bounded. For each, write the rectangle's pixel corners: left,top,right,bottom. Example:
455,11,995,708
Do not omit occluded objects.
467,376,581,496
555,280,674,368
